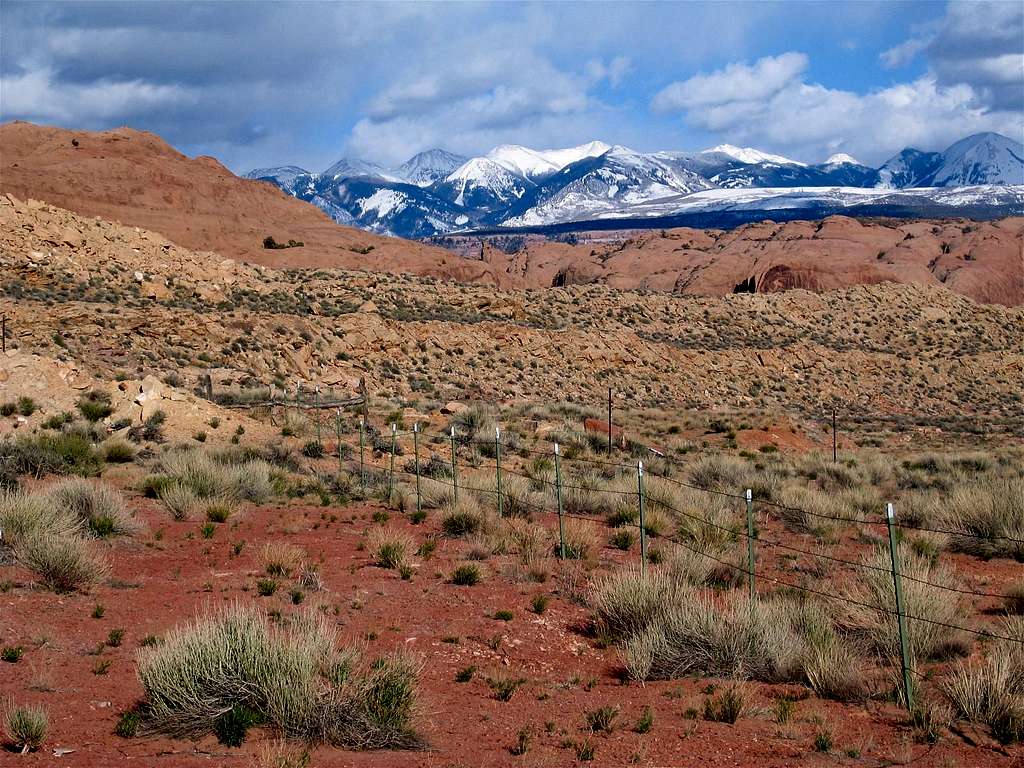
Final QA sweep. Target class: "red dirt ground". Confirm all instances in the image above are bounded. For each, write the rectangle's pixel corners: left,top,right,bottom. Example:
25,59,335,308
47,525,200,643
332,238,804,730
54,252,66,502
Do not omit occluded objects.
2,486,1021,767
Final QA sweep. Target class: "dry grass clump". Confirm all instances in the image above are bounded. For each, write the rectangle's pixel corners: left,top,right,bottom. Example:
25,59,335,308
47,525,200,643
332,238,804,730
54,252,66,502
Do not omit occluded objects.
773,485,844,537
152,449,274,519
261,542,307,577
943,617,1023,744
440,497,487,537
366,528,416,570
592,567,866,699
942,477,1024,560
0,488,110,592
495,474,544,518
44,478,137,538
418,476,456,509
561,518,599,561
136,605,423,749
687,455,751,492
4,701,48,753
15,533,109,592
841,543,968,663
0,490,79,542
560,471,623,516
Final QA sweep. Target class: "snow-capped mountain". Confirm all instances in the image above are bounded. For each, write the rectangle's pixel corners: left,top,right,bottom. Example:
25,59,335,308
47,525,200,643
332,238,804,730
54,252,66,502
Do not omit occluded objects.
247,132,1023,238
701,144,805,166
918,132,1024,187
486,141,611,179
435,157,533,211
502,146,712,227
321,157,396,181
395,149,468,186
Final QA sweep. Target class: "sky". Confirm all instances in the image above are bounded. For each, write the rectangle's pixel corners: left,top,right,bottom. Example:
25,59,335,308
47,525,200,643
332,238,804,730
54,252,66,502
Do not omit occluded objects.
2,0,1022,173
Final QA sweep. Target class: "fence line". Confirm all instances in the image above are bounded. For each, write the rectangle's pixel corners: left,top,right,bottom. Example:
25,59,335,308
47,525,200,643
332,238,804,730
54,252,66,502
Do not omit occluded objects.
325,430,1023,608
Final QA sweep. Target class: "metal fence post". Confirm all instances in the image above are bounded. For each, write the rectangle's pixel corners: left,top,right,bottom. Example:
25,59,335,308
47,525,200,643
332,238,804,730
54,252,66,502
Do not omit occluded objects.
314,385,321,445
450,426,459,503
555,443,566,559
413,423,422,516
745,488,756,600
359,416,366,490
335,409,343,472
495,426,503,517
388,423,396,500
637,460,647,574
885,502,915,711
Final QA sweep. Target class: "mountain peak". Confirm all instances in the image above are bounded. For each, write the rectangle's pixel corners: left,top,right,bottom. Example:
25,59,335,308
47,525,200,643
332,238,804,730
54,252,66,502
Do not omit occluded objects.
701,144,805,167
824,153,860,166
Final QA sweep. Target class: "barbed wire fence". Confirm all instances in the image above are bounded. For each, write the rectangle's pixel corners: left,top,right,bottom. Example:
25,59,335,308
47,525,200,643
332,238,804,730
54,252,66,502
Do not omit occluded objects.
305,413,1024,713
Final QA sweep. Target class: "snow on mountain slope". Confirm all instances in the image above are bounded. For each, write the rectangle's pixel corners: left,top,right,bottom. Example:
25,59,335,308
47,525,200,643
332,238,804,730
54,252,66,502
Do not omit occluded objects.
825,153,860,166
577,184,1024,221
701,144,805,166
485,141,611,179
438,157,532,209
395,149,468,186
502,145,712,226
919,132,1024,187
321,157,397,181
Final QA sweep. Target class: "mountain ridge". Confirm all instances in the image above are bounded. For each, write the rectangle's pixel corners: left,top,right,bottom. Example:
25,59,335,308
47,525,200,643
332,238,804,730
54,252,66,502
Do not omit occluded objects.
250,132,1023,238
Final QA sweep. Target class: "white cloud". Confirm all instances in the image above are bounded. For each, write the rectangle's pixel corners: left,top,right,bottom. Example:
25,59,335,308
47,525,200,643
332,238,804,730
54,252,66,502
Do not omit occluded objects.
2,66,194,124
585,56,633,88
652,53,808,111
881,1,1023,110
651,52,1022,163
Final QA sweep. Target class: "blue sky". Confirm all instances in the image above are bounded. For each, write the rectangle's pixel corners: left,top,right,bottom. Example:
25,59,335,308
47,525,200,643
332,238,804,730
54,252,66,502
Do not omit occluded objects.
2,1,1021,172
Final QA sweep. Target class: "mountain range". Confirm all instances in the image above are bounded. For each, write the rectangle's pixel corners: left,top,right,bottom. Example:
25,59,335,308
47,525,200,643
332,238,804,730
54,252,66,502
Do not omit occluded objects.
247,132,1024,238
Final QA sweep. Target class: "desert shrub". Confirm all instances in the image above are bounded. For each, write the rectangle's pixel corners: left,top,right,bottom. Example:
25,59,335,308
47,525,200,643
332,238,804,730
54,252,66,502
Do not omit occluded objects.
841,543,968,662
560,472,623,516
366,528,415,570
585,705,619,732
450,563,481,586
0,490,79,542
136,605,422,749
688,455,750,491
153,450,273,514
495,474,541,518
942,477,1024,560
418,476,456,509
15,533,108,592
561,518,598,561
44,478,136,538
943,617,1023,744
1004,582,1024,615
77,389,114,422
158,482,198,520
2,433,103,478
596,568,859,689
102,438,137,463
4,702,47,752
773,485,844,537
440,497,486,537
703,684,745,723
261,542,307,577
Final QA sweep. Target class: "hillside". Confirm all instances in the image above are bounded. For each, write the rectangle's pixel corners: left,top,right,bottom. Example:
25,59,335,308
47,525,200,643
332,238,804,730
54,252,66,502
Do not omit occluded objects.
3,195,1022,427
0,121,493,282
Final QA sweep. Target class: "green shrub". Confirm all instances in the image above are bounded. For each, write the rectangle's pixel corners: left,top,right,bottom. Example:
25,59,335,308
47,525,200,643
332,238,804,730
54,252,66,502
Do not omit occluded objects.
2,433,103,478
585,705,619,732
487,674,525,702
451,563,481,586
703,684,745,724
115,709,142,738
1,645,24,663
102,439,137,463
77,390,114,422
4,702,47,752
16,396,37,417
367,528,414,570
